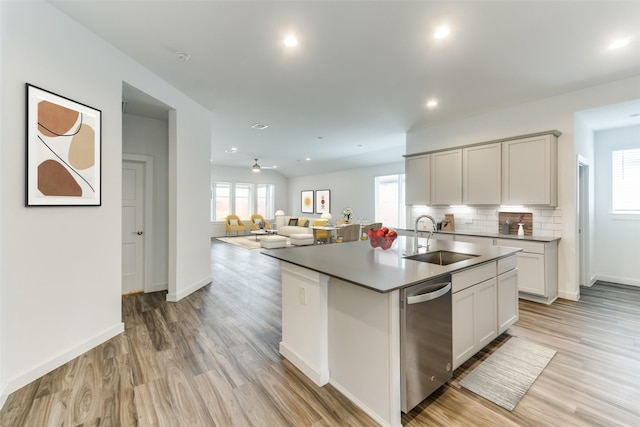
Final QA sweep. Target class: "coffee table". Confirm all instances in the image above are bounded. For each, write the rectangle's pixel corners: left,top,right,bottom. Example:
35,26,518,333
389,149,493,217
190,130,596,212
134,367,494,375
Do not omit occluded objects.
250,229,277,241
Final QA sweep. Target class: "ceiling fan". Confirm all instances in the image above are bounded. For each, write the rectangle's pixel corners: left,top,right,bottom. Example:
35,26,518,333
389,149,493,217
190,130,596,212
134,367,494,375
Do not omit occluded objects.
251,158,277,172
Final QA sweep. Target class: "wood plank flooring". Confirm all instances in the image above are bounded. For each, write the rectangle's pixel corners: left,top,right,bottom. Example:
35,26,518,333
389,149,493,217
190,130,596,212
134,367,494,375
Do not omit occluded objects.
1,239,639,426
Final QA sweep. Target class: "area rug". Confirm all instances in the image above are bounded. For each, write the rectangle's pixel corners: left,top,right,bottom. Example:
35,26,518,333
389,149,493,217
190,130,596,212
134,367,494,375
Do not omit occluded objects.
216,236,291,250
459,337,556,411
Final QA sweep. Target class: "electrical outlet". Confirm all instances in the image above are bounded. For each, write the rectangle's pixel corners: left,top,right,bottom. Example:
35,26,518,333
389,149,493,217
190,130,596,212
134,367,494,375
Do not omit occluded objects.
298,286,307,305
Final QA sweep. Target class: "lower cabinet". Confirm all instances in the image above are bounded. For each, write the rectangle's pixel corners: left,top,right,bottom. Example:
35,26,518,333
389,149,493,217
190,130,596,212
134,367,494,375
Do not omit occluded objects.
452,256,519,370
497,268,518,334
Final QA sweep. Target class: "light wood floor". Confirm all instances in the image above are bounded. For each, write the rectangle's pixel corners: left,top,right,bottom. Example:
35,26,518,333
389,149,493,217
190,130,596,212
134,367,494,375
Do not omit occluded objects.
1,239,639,426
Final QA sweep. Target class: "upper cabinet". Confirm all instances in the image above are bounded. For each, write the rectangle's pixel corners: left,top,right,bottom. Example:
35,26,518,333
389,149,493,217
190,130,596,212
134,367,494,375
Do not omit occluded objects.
463,142,501,205
431,149,462,205
502,133,558,206
405,130,560,207
405,154,430,205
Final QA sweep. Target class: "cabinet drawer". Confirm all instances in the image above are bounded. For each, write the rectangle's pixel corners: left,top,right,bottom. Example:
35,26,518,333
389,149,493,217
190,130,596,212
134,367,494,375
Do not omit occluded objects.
498,255,517,275
452,261,496,293
495,239,545,254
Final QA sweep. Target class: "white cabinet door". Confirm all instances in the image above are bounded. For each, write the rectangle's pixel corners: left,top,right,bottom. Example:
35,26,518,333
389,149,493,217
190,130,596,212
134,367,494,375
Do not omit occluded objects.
405,154,430,205
497,269,518,334
475,278,497,349
463,143,501,205
452,285,476,370
502,134,557,206
452,276,497,370
516,252,546,296
431,149,462,205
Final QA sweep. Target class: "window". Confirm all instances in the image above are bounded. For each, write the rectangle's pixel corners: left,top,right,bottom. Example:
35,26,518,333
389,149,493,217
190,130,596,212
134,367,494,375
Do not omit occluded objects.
375,174,406,228
212,182,231,221
612,148,640,213
256,184,275,218
211,181,275,221
234,183,253,220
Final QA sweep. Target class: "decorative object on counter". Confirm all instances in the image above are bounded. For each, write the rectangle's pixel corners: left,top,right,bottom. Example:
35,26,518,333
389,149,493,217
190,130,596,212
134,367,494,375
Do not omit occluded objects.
503,217,512,235
259,221,265,229
517,213,525,236
441,214,455,231
498,212,532,236
342,207,354,223
368,226,397,250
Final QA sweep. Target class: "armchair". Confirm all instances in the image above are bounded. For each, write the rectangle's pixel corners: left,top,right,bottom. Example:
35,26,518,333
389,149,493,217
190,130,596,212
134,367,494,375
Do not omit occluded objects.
249,214,271,231
311,219,331,244
225,215,246,236
337,223,360,242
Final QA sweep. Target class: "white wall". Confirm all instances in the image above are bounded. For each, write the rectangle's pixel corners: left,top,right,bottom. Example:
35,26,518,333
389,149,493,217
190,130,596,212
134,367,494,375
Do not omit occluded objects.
123,114,169,291
210,166,289,237
407,75,640,301
0,0,5,408
593,125,640,287
288,162,404,222
0,1,212,395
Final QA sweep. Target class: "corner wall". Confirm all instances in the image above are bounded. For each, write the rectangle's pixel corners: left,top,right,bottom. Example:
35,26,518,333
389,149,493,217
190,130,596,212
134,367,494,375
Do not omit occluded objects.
593,125,640,286
407,75,640,301
0,1,212,396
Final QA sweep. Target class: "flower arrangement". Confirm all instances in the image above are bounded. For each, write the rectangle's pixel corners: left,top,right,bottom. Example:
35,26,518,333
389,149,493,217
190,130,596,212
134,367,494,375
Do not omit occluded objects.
518,213,525,224
342,207,354,221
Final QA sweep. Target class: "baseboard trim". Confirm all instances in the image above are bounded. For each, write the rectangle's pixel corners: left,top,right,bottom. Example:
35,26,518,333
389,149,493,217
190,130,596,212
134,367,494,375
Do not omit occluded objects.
279,342,329,386
146,281,168,293
166,276,211,302
594,275,640,288
558,290,579,301
6,323,124,397
0,382,8,412
329,378,401,427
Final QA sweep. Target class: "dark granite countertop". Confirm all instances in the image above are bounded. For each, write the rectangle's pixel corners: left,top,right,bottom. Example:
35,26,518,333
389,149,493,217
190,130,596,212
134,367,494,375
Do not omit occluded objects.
262,236,520,293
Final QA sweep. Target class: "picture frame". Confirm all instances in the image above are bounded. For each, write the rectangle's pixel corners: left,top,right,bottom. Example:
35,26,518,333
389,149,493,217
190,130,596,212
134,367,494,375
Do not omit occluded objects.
301,190,314,213
316,189,330,214
26,83,102,206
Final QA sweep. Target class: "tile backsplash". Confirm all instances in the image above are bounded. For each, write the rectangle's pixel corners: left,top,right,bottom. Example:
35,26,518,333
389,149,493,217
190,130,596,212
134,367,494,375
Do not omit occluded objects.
409,205,562,238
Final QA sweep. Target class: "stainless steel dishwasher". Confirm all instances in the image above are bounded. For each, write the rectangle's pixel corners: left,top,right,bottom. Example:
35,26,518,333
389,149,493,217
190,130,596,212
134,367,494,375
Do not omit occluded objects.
400,275,452,413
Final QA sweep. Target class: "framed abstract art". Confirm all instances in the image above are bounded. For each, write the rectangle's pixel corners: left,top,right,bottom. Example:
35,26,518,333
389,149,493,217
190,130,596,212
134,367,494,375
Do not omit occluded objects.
301,190,314,213
26,83,102,206
315,189,330,214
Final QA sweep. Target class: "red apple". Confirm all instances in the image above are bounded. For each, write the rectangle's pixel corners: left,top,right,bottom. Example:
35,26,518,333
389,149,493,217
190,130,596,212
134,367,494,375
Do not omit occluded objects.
374,229,385,238
387,230,398,239
380,226,389,235
370,237,380,247
368,229,374,237
381,239,393,250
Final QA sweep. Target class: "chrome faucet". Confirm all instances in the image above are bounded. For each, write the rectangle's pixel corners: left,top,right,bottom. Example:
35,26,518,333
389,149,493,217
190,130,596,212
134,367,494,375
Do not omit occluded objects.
414,214,437,254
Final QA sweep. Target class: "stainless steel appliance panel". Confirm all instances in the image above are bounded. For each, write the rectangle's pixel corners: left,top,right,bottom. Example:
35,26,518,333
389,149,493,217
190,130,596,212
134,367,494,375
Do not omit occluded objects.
400,276,452,413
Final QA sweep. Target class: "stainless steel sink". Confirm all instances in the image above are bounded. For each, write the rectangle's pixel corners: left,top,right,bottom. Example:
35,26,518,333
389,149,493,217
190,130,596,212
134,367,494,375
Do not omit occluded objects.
404,250,479,266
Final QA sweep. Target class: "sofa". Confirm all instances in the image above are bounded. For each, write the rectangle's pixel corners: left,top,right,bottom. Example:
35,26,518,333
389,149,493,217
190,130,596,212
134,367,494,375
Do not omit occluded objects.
275,216,317,237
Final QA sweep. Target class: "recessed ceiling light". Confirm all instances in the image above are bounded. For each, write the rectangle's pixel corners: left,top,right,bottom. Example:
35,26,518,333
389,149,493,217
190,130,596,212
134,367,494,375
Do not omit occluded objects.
251,123,268,130
176,52,190,61
434,26,450,39
608,38,630,50
305,157,311,161
426,99,438,108
284,35,298,47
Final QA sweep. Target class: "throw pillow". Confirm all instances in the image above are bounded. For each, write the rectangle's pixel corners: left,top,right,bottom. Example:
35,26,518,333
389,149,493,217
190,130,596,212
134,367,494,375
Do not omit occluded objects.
230,219,238,226
288,218,298,226
300,219,309,227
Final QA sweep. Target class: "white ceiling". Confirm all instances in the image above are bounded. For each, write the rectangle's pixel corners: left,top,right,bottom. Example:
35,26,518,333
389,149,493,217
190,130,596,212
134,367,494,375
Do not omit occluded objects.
51,1,640,177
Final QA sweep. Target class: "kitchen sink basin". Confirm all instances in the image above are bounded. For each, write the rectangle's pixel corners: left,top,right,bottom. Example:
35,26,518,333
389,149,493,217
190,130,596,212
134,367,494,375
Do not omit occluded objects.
404,250,479,266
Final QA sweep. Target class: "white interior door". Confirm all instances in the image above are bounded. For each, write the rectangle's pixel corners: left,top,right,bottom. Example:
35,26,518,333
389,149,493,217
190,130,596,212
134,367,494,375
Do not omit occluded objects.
122,161,145,294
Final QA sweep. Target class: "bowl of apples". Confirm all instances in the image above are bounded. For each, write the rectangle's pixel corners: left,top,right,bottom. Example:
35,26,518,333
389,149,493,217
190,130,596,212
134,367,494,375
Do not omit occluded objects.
368,227,398,250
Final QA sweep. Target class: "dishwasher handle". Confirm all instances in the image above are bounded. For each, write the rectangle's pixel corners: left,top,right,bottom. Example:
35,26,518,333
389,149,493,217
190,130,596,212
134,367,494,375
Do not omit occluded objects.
407,282,451,305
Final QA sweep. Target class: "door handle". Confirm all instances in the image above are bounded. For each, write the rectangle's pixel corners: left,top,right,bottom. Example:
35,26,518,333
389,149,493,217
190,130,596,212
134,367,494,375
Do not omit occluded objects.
407,283,451,304
133,231,143,236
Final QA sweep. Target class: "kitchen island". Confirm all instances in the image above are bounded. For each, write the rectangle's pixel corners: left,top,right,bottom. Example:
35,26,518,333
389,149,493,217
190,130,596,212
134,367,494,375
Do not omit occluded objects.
262,236,520,427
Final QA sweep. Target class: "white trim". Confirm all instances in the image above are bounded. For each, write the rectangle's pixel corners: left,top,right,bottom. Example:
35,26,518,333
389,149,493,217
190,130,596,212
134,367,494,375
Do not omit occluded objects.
123,154,155,293
0,383,8,412
6,323,124,395
279,342,330,386
595,275,640,288
328,379,401,427
166,276,211,302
